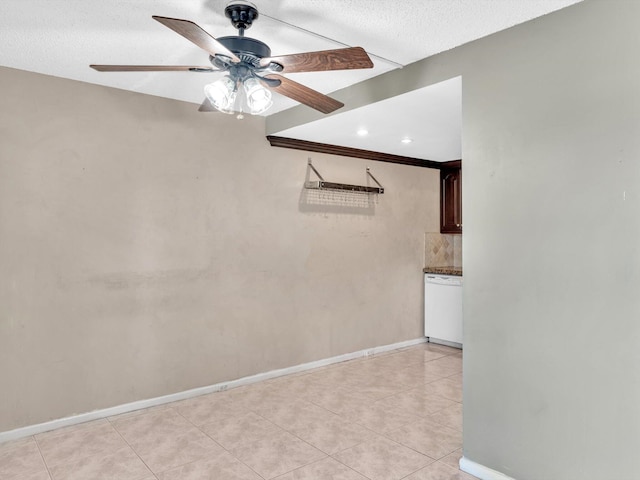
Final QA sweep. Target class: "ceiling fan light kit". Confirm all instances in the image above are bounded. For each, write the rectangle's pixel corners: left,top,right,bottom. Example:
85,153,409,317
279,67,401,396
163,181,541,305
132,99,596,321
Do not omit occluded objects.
203,76,237,114
243,77,273,114
204,75,273,116
89,1,374,116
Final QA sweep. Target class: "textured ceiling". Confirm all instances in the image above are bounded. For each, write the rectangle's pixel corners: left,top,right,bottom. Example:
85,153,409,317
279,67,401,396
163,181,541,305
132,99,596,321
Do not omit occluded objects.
1,0,583,160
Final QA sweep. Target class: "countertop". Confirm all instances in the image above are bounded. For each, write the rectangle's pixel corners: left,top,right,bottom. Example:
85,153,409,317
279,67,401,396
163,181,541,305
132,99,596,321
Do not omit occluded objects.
423,267,462,276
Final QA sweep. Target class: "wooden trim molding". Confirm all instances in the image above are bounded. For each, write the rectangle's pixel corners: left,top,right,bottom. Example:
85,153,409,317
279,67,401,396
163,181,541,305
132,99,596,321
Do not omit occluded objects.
266,136,460,169
441,159,462,169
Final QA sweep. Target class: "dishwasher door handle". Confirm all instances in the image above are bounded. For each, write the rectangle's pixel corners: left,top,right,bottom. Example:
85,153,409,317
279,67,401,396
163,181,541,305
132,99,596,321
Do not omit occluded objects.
425,276,463,286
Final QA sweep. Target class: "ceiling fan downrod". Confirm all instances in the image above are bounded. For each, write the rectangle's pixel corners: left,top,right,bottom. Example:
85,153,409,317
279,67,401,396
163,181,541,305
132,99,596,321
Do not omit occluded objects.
225,1,259,36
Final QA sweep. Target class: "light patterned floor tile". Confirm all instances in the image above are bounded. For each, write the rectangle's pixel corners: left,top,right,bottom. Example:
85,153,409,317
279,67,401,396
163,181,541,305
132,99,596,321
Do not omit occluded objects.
421,378,463,403
0,436,40,452
386,418,462,460
156,451,262,480
409,362,460,379
201,411,283,451
8,471,52,480
349,379,411,401
428,403,463,431
287,416,374,455
107,404,173,422
417,343,461,356
386,366,443,387
439,449,463,470
341,361,399,377
0,438,49,480
226,384,292,411
130,427,225,474
426,356,462,374
304,387,372,415
253,399,338,430
36,422,127,468
267,376,329,399
307,368,368,389
404,460,478,479
231,430,326,479
110,408,192,445
339,402,422,434
48,446,151,480
273,457,368,479
173,392,249,427
333,436,434,480
396,349,448,364
34,420,110,442
359,352,423,370
375,389,456,418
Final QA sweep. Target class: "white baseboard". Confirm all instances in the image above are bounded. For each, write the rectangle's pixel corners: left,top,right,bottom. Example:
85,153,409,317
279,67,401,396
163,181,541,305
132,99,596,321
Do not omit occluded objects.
0,337,427,444
460,456,516,480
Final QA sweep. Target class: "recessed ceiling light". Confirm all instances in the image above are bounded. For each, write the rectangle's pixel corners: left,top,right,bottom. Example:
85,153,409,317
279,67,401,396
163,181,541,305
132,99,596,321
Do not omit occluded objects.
357,128,369,136
401,137,413,144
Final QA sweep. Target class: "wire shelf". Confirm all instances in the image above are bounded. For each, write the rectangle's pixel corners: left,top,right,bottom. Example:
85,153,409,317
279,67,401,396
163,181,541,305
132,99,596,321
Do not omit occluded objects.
303,159,384,195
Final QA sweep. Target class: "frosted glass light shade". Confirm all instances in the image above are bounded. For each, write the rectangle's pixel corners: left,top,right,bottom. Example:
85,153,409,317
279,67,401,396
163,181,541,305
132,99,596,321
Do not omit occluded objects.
244,77,272,115
204,76,237,114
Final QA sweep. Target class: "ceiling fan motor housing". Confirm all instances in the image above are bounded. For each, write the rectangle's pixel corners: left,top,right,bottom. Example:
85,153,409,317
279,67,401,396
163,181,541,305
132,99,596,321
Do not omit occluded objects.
225,1,259,31
213,36,272,71
218,36,270,61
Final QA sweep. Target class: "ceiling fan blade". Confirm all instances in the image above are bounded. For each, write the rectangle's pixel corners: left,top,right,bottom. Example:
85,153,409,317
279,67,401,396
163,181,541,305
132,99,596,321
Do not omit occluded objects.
90,65,218,72
260,47,373,73
263,74,344,114
152,16,241,63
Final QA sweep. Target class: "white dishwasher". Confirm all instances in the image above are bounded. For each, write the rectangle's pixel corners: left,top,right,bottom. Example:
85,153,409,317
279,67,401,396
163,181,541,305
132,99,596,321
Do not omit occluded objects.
424,273,463,348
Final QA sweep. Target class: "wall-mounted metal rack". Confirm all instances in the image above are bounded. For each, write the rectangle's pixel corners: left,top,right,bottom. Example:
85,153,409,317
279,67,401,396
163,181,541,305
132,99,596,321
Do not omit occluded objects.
304,159,384,194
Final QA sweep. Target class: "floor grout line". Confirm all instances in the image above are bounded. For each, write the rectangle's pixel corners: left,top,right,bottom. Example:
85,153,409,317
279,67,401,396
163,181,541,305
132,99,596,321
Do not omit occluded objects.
32,435,54,480
106,415,157,480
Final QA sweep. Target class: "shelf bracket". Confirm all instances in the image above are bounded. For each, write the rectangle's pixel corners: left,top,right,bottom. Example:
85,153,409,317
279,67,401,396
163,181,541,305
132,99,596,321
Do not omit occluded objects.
304,158,384,194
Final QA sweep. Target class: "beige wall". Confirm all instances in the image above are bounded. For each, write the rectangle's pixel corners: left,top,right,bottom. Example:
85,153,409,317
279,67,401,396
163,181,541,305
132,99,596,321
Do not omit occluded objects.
270,1,640,478
0,67,439,431
408,0,640,478
461,1,640,477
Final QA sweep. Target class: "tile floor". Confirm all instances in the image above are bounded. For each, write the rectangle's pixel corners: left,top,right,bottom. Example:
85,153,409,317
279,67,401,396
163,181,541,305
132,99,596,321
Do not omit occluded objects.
0,342,478,480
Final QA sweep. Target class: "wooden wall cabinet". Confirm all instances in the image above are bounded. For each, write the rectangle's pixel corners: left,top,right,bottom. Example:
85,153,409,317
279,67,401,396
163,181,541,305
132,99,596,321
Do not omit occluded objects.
440,162,462,234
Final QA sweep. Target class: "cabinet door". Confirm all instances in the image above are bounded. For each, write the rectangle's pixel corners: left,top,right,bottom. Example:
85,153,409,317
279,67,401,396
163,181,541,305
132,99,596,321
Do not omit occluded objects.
440,167,462,234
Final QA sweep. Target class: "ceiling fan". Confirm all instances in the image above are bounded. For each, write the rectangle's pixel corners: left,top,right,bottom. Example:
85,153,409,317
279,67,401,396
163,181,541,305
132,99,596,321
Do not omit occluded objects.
90,1,374,116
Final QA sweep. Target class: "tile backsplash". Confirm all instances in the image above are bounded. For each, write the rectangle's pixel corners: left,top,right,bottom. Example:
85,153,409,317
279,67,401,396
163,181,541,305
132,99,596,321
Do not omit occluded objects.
425,232,462,268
